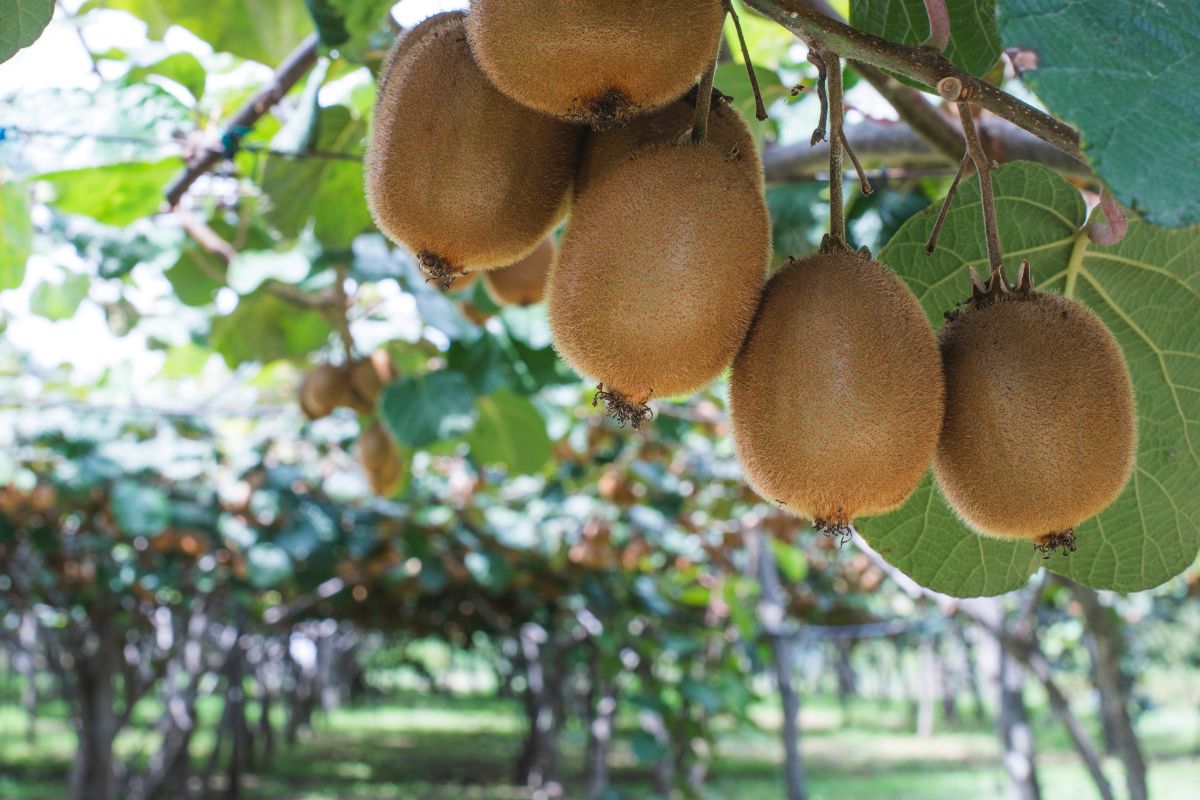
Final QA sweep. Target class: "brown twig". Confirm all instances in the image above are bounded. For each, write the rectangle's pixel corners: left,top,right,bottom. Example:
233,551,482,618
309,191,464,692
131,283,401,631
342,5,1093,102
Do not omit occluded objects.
925,150,972,253
944,80,1003,274
851,62,963,163
741,0,1083,162
725,0,769,121
808,48,829,145
838,129,873,196
164,34,320,207
824,49,846,246
329,265,357,362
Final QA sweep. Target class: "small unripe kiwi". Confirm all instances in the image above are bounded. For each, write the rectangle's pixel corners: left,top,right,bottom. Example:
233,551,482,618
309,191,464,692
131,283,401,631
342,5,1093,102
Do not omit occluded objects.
484,236,555,307
299,364,349,420
348,351,396,413
729,247,945,534
465,0,726,128
933,268,1135,554
548,143,770,426
365,13,582,287
577,92,762,195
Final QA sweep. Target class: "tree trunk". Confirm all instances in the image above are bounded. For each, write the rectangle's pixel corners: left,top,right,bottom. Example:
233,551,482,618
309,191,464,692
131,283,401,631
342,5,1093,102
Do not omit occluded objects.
515,622,560,792
584,650,618,799
68,652,120,800
955,622,988,724
750,530,808,800
1072,583,1148,800
916,636,937,738
834,638,857,724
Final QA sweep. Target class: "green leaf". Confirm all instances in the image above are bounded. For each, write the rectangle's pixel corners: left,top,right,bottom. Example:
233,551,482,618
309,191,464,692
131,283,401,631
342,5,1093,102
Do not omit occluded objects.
260,105,370,246
126,52,206,101
851,0,1001,77
210,290,333,366
0,182,32,290
467,390,552,475
30,274,90,320
0,0,53,64
766,183,825,263
92,0,313,64
998,0,1200,228
379,370,477,449
770,538,808,583
110,481,170,538
165,246,225,307
305,0,392,61
38,158,182,226
865,160,1200,595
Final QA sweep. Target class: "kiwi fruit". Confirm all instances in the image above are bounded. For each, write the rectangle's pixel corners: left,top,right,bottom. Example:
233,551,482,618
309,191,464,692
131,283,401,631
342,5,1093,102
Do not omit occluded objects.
348,351,396,413
365,13,582,287
465,0,726,128
358,421,405,496
728,246,945,536
484,236,555,307
933,265,1136,555
299,363,349,420
548,143,771,426
577,91,762,195
376,11,463,97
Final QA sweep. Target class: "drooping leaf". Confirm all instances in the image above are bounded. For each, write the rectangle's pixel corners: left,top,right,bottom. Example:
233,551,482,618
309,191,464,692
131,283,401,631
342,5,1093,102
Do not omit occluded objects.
90,0,313,64
38,158,182,226
0,0,54,64
851,0,1001,77
0,181,32,290
863,160,1200,596
379,370,478,449
165,247,225,307
305,0,392,61
30,274,90,320
125,52,206,101
467,390,552,475
998,0,1200,228
210,289,333,366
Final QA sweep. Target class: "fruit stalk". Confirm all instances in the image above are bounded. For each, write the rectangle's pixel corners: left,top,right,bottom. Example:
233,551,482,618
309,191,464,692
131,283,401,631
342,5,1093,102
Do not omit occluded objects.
725,0,769,121
954,96,1003,274
824,48,846,246
691,37,724,144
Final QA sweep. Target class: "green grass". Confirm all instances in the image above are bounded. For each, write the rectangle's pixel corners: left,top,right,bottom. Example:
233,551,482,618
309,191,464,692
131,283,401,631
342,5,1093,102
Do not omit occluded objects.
0,689,1197,799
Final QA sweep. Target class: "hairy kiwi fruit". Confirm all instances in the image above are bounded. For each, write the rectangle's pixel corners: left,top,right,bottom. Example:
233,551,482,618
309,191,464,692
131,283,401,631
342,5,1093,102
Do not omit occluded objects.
577,92,762,194
348,351,396,413
299,364,349,420
484,236,555,307
933,265,1135,555
376,11,462,97
548,143,770,426
729,246,945,535
366,13,582,287
358,421,405,495
465,0,726,128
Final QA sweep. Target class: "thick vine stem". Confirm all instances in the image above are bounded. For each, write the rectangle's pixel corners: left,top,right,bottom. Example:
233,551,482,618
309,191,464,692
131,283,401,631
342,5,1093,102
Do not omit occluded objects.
741,0,1083,163
824,48,847,246
691,36,724,143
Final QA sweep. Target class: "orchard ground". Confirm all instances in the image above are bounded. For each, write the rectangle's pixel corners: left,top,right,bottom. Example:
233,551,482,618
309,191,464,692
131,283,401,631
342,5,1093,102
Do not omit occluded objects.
1,675,1198,799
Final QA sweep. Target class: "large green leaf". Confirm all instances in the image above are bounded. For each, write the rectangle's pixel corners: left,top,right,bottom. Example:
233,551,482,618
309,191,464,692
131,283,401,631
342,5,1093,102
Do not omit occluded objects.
862,160,1200,596
30,274,89,320
0,0,53,64
467,390,552,475
126,52,206,101
379,370,477,449
851,0,1001,77
88,0,312,64
998,0,1200,228
38,158,182,226
0,182,32,290
210,289,333,366
305,0,392,61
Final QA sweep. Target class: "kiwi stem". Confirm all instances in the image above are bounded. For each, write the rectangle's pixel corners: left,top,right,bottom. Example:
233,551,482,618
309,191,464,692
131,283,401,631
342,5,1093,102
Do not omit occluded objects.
808,49,829,145
725,0,769,121
691,36,723,144
825,49,847,247
925,149,971,254
328,265,357,363
919,0,951,52
956,99,1003,275
839,129,873,196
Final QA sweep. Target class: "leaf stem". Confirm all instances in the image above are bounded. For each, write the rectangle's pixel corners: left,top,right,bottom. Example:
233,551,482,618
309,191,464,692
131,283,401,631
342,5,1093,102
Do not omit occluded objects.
839,129,873,196
925,150,971,253
1086,189,1129,246
920,0,951,52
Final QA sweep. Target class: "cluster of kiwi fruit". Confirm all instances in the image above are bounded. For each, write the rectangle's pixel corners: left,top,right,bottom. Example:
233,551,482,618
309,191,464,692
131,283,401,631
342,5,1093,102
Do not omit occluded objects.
364,4,1136,554
298,351,406,495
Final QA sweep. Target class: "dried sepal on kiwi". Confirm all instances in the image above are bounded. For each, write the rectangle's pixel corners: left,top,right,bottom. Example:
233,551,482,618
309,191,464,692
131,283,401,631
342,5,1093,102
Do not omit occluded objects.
592,384,654,430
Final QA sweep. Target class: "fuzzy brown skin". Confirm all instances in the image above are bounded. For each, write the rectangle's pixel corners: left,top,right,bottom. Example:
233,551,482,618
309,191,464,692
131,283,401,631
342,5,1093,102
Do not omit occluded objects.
729,250,945,526
299,364,349,420
484,236,556,307
376,11,462,98
576,94,763,195
548,143,770,404
358,421,405,496
365,14,582,276
465,0,726,128
348,351,396,412
934,290,1136,541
